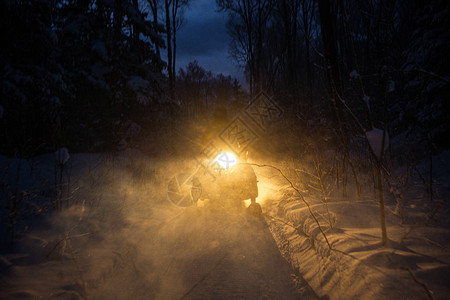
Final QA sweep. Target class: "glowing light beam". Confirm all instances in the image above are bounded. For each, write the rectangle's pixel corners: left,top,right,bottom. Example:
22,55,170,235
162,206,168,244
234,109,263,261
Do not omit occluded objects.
215,152,237,169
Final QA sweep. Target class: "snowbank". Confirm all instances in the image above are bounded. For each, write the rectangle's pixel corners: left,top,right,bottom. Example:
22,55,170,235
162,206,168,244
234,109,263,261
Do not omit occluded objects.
263,177,450,300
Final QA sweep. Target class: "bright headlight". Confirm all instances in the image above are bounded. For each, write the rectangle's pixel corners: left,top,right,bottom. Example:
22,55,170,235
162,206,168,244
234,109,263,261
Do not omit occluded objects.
215,152,237,169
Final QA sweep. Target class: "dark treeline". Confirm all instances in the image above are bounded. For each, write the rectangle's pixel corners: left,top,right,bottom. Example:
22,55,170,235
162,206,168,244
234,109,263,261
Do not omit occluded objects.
1,0,180,156
0,0,449,160
212,0,449,246
217,0,449,157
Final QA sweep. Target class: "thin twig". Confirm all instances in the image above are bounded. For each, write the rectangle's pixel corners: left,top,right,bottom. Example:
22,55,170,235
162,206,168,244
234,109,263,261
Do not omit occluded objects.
384,194,444,300
264,213,295,229
67,238,88,299
423,237,450,253
46,200,86,258
386,255,435,300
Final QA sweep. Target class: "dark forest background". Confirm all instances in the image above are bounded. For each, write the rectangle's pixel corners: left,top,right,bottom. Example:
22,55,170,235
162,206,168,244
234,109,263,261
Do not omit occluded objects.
0,0,449,160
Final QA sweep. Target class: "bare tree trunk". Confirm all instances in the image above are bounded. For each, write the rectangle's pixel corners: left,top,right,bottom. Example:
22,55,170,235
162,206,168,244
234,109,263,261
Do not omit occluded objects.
131,0,140,39
171,0,178,81
429,137,433,201
217,0,273,97
281,0,299,97
291,0,298,86
318,0,348,157
376,93,388,245
317,0,341,98
348,159,361,200
165,0,173,93
244,1,255,96
113,0,124,53
255,0,262,93
149,0,161,59
377,161,387,245
304,29,312,100
246,3,255,97
281,0,293,86
9,158,22,244
301,0,313,102
342,153,348,197
172,22,177,82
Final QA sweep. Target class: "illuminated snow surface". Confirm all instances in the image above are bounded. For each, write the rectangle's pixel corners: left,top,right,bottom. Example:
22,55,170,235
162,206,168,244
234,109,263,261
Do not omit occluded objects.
259,157,450,300
0,151,449,299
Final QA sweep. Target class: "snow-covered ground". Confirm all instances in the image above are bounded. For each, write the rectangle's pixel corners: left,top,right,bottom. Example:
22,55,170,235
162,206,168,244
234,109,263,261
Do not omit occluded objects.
257,153,450,300
0,151,316,299
0,150,449,299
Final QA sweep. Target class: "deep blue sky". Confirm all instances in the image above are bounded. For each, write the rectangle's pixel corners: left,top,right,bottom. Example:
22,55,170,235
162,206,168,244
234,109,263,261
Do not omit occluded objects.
175,0,243,82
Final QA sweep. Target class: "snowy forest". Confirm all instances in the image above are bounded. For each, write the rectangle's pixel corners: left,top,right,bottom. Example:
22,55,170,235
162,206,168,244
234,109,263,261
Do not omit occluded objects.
0,0,449,299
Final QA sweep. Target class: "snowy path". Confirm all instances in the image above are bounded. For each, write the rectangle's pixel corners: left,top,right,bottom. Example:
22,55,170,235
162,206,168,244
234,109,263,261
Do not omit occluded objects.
152,209,318,300
0,196,319,300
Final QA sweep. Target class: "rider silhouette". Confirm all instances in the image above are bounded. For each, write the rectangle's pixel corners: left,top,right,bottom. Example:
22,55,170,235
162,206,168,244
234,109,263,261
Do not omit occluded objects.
247,198,263,219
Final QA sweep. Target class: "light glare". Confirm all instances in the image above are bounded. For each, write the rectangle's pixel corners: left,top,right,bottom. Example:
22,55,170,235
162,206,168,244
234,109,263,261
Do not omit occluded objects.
215,152,237,169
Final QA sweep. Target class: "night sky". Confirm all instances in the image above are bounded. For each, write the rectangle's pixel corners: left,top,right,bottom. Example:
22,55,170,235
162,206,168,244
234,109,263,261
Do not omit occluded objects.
175,0,242,81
